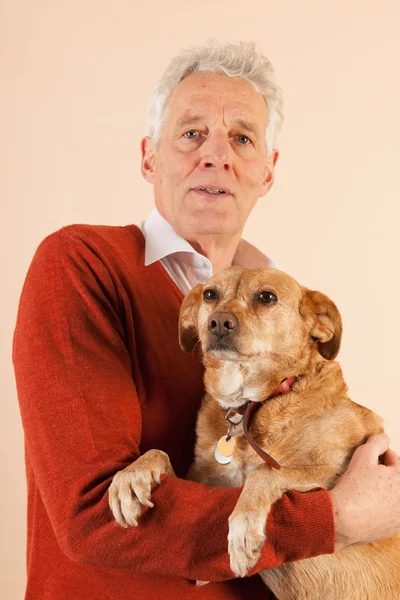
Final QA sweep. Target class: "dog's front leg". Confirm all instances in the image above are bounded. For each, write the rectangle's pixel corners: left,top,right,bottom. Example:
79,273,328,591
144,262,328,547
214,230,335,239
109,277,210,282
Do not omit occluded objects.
108,449,175,528
228,465,324,577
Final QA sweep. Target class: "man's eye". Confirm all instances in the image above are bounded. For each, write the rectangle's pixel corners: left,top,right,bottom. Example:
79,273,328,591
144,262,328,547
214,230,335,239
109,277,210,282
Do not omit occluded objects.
257,291,277,305
184,130,199,139
203,289,219,302
237,134,251,145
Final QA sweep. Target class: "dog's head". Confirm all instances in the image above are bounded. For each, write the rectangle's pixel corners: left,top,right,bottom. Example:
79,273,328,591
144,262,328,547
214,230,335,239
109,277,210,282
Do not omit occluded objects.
179,267,342,370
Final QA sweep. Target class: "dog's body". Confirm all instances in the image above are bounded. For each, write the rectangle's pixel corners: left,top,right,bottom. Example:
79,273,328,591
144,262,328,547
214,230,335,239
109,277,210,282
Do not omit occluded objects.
109,267,400,599
187,360,400,599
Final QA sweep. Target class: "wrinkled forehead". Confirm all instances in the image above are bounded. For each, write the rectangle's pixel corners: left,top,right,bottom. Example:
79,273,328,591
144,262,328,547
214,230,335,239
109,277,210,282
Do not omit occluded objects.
206,267,302,303
166,72,268,130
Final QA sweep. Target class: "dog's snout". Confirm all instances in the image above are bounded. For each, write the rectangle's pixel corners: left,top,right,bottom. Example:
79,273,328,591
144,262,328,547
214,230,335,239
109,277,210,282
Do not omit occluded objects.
208,312,238,337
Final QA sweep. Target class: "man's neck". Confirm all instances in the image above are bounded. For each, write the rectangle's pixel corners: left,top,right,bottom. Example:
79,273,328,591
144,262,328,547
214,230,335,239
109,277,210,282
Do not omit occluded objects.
186,232,242,273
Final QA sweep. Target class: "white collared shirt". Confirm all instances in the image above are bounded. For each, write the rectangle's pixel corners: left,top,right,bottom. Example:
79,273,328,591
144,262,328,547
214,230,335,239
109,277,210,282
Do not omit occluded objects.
137,208,277,294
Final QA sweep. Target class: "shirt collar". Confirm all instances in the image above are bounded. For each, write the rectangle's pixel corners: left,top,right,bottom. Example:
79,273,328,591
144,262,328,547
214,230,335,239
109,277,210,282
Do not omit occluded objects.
143,208,211,268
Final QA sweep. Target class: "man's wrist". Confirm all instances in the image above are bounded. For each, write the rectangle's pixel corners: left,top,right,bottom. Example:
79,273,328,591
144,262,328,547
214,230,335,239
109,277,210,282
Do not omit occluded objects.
328,488,351,551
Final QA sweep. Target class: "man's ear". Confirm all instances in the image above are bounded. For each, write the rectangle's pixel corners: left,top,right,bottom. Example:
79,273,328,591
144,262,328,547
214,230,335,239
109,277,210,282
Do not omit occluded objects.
260,149,279,196
178,284,203,352
299,288,342,360
141,136,156,184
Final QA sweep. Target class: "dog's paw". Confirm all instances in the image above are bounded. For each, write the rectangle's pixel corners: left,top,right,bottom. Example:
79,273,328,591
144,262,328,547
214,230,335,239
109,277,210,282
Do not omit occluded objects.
108,449,174,528
108,465,160,528
228,509,268,577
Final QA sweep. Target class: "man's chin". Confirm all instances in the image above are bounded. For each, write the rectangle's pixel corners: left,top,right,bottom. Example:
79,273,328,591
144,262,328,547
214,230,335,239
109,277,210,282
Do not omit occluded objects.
183,204,238,236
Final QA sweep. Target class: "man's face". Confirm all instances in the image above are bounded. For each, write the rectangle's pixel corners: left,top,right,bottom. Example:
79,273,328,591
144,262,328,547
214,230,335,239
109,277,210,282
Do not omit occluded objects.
141,71,278,240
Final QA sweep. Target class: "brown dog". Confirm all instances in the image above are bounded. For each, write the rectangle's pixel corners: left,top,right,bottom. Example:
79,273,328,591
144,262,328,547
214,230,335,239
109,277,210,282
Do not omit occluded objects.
109,267,400,599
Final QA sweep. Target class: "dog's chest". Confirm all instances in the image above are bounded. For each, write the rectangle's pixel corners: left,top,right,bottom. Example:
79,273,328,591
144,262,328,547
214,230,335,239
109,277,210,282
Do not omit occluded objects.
219,457,256,487
206,418,270,487
199,395,309,488
211,441,261,487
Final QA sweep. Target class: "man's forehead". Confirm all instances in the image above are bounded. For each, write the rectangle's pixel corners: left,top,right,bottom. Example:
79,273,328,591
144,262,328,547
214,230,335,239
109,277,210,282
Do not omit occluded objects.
175,70,257,92
167,72,267,125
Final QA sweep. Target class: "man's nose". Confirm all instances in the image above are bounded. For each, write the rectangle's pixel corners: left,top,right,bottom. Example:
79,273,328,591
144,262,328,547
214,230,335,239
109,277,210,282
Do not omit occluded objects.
199,132,233,171
208,312,238,337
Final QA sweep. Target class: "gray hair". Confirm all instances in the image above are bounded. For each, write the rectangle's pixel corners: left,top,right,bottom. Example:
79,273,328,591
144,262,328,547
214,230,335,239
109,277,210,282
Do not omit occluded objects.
146,40,284,157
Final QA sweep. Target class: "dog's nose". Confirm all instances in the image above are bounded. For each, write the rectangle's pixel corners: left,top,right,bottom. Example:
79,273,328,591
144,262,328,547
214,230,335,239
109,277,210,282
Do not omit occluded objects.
208,312,238,337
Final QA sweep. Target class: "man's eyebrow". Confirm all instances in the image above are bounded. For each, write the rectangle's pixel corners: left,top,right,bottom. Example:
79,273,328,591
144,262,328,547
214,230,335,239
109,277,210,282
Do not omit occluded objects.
176,115,204,129
232,119,261,138
175,115,261,138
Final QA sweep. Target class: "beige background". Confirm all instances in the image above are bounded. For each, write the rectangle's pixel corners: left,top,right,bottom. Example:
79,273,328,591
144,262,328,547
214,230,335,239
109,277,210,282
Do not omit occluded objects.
2,1,400,596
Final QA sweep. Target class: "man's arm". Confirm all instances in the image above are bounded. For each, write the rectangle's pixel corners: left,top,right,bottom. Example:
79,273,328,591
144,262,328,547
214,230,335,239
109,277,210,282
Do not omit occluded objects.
15,228,400,583
12,227,335,582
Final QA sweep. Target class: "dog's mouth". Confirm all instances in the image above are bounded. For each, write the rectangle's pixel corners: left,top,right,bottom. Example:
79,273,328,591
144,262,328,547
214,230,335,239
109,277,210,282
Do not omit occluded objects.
205,341,263,363
204,338,268,362
205,338,238,356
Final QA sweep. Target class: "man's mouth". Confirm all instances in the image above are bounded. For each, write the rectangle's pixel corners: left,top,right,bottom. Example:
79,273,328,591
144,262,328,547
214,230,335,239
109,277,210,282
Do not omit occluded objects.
193,186,232,197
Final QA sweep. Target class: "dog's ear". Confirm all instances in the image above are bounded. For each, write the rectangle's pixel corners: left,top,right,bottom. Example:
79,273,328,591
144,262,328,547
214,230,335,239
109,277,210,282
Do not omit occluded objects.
299,288,342,360
178,284,203,352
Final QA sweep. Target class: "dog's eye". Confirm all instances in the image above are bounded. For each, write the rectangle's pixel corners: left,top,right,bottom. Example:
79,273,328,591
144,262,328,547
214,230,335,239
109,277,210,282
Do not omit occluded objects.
257,291,277,305
203,289,219,302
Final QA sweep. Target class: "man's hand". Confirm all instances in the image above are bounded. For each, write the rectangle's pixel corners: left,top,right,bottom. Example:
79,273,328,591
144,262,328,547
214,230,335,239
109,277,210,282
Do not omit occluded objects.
329,433,400,550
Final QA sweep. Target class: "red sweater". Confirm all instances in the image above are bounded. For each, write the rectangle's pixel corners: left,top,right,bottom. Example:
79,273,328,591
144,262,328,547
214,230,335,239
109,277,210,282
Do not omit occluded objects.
13,224,335,600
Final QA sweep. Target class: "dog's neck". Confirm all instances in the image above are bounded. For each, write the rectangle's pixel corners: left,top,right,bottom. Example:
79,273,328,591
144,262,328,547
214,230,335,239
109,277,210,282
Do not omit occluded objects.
202,356,292,409
203,354,343,410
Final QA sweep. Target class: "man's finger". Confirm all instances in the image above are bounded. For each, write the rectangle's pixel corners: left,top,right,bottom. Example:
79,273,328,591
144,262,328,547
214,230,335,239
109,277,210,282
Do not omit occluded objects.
352,433,390,466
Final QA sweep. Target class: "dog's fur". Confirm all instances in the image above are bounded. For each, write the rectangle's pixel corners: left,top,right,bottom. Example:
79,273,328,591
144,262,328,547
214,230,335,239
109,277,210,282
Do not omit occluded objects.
109,267,400,599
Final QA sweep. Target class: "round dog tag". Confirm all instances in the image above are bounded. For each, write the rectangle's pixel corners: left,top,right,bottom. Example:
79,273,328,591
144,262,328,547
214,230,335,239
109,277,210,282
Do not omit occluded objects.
214,435,236,464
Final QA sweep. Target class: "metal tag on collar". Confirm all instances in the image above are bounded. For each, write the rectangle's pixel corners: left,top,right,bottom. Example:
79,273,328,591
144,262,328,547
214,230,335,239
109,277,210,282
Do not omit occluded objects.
214,434,236,464
214,408,244,465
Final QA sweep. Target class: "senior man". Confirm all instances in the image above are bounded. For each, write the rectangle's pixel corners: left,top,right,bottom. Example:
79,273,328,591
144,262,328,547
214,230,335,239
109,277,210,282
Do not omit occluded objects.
13,41,400,600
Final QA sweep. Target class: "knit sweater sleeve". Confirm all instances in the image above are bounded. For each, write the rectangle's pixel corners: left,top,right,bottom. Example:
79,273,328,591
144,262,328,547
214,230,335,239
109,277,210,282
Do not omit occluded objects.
13,227,335,583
